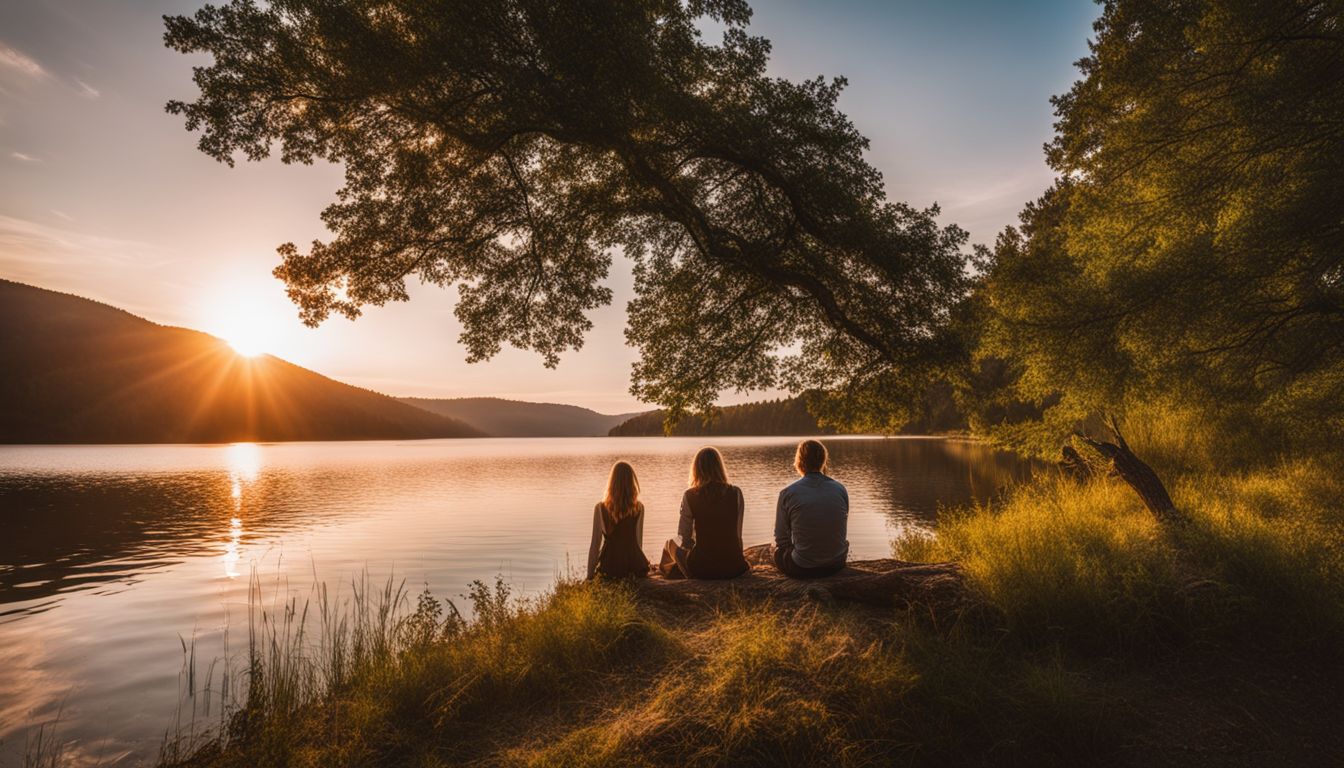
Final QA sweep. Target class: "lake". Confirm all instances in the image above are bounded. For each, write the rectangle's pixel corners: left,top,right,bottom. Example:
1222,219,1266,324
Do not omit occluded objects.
0,436,1031,765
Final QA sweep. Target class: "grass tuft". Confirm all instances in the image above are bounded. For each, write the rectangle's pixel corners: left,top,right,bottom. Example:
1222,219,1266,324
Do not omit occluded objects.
897,476,1185,648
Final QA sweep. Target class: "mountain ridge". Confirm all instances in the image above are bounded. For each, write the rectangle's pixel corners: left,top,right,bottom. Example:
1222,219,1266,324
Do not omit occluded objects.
0,279,484,444
401,396,647,437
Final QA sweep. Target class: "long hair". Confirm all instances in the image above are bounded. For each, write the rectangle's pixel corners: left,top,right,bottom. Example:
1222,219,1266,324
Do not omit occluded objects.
602,461,641,523
689,446,729,488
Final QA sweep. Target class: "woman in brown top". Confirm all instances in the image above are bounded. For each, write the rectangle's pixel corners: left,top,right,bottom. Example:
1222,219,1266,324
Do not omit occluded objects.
659,447,749,579
587,461,650,580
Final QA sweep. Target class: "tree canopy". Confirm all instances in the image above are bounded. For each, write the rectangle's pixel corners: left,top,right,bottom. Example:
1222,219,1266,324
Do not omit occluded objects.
980,0,1344,450
164,0,970,423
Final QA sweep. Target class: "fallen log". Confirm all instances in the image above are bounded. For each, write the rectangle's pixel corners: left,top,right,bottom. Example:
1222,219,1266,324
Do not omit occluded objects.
635,544,967,615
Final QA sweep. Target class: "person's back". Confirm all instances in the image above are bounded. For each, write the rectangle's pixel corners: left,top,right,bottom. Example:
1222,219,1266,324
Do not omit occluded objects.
659,447,749,580
774,440,848,578
683,481,749,579
595,502,649,578
587,461,650,580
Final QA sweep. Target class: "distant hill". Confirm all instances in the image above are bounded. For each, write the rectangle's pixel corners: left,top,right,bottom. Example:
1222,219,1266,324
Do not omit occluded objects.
401,396,646,437
608,398,839,436
0,280,484,443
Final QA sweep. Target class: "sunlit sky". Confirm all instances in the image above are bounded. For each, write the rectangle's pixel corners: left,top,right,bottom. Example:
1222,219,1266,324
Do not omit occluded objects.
0,0,1096,413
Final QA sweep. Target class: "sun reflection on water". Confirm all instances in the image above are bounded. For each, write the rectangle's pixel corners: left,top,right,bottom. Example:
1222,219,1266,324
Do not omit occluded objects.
227,442,260,484
223,517,243,579
222,442,260,579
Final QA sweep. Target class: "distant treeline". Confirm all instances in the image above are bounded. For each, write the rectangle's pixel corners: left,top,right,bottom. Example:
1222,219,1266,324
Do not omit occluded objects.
608,385,974,437
609,397,830,436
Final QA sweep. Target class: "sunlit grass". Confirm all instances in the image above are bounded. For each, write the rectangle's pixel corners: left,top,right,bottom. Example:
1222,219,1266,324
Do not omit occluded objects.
1172,461,1344,641
896,476,1185,647
156,574,668,768
152,575,1148,768
895,447,1344,651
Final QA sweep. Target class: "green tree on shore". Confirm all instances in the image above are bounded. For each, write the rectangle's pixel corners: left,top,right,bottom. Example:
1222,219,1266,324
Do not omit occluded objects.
980,0,1344,455
164,0,969,428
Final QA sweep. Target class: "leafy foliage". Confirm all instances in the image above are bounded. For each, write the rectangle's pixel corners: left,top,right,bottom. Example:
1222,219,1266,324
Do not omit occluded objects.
979,0,1344,451
164,0,970,421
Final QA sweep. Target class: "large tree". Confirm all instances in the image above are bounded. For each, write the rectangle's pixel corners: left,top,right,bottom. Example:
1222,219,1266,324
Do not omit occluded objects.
982,0,1344,454
164,0,970,424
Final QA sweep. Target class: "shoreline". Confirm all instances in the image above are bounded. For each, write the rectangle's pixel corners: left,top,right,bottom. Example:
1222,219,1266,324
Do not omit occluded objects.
148,452,1344,767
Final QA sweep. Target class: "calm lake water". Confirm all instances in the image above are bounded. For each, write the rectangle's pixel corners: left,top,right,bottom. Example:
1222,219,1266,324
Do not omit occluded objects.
0,436,1031,765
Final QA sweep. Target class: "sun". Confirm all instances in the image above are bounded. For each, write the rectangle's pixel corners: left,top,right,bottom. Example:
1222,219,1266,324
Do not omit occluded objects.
227,335,267,358
215,312,274,358
199,285,304,361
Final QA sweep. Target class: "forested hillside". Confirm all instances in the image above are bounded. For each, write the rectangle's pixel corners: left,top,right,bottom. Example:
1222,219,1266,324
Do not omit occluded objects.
0,280,483,443
401,396,644,437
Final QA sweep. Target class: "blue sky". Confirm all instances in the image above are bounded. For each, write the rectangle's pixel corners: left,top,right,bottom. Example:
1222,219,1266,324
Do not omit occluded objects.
0,0,1097,412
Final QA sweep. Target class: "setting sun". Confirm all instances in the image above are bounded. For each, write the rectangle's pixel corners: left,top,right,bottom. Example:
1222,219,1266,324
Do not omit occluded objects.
218,316,271,357
226,333,266,358
200,289,295,360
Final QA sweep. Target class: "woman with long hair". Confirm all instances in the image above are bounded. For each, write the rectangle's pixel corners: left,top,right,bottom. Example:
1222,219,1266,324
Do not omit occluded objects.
587,461,651,579
659,447,749,579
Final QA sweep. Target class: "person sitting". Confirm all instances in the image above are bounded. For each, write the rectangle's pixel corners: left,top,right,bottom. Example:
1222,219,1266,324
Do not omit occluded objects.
659,447,749,580
773,439,849,578
587,461,651,580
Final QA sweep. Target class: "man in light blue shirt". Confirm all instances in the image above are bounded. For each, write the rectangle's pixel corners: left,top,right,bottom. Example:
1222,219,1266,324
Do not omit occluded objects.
773,439,849,578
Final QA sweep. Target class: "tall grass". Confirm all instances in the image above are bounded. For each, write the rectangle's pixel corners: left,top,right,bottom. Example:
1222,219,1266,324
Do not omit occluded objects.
157,571,415,763
159,573,665,767
19,704,69,768
1172,461,1344,642
897,476,1186,648
152,576,1143,767
897,439,1344,653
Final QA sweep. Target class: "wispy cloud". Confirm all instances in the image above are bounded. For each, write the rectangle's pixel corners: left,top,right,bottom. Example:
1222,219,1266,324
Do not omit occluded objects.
0,213,181,320
49,209,75,222
0,43,45,78
0,214,172,269
10,151,41,163
73,77,100,98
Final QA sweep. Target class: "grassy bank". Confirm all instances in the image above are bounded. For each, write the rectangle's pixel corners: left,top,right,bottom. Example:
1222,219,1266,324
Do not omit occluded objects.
162,455,1344,767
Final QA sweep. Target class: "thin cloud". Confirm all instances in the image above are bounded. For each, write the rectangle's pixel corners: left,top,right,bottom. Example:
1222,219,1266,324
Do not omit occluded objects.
0,213,173,272
73,78,100,99
0,214,181,320
0,43,45,78
10,151,41,163
49,209,75,222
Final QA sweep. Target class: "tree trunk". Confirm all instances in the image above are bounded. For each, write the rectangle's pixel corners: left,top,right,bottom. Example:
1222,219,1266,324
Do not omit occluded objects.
1076,416,1181,524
